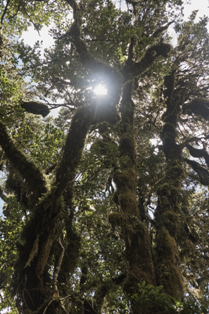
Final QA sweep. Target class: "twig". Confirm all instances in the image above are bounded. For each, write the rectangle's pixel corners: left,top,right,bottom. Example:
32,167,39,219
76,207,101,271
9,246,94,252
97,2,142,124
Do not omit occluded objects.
53,237,65,296
180,136,205,149
60,304,70,314
8,3,21,20
43,300,53,314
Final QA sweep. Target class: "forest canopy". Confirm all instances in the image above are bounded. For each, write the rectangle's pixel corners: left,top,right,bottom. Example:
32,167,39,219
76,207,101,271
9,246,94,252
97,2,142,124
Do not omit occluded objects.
1,0,209,313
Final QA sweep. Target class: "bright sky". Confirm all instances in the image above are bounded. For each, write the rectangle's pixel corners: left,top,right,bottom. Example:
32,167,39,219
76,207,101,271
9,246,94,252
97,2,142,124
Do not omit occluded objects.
21,0,209,51
184,0,209,20
20,25,54,55
19,0,209,83
168,0,209,45
19,0,209,104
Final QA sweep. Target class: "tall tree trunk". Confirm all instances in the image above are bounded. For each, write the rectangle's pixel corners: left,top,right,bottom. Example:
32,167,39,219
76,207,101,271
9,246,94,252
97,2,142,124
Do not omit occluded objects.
154,71,184,299
113,83,155,313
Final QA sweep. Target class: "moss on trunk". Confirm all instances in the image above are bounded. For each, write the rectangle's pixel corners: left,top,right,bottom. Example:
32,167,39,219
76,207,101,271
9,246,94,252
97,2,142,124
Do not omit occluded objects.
113,83,155,311
154,71,184,299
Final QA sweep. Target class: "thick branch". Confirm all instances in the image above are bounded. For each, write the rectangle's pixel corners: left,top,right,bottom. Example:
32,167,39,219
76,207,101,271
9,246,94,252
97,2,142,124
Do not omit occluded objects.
123,41,171,81
163,70,176,107
21,101,50,117
0,121,47,201
151,21,174,38
54,101,119,200
155,66,184,299
185,158,209,186
186,144,209,168
127,34,138,64
183,98,209,120
13,100,119,312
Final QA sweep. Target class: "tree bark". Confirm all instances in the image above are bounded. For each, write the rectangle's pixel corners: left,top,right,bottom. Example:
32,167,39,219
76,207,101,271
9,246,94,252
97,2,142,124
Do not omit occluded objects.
154,71,184,299
113,82,155,313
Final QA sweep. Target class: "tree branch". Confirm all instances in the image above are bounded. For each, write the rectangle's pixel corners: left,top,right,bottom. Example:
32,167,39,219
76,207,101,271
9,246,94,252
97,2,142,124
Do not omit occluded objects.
54,101,119,201
123,41,171,80
0,0,10,27
0,121,47,202
151,21,174,38
21,101,50,117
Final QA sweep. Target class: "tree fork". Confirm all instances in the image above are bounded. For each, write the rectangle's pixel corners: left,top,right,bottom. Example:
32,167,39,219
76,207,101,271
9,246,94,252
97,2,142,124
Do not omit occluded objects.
12,101,120,313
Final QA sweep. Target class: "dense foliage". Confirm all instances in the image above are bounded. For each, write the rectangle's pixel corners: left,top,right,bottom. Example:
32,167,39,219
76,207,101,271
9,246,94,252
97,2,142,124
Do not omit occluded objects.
1,0,209,313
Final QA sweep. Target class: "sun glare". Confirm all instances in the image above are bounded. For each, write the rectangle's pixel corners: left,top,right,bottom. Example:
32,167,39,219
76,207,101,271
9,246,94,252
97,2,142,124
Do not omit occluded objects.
93,84,107,95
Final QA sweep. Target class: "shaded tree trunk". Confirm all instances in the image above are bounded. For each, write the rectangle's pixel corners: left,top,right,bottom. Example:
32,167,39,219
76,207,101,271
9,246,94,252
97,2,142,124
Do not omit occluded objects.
154,71,184,299
113,83,156,313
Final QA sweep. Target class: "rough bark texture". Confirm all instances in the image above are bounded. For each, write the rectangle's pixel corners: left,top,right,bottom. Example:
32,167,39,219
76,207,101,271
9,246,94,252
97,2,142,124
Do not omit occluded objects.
113,83,155,313
154,71,184,299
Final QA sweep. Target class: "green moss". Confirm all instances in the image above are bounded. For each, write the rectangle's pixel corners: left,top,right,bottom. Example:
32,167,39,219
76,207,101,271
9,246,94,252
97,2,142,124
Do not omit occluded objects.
113,169,136,191
0,121,47,203
59,239,80,277
118,191,138,213
21,101,50,117
161,211,178,237
108,212,121,229
123,222,156,295
155,227,183,299
120,135,136,166
156,227,178,259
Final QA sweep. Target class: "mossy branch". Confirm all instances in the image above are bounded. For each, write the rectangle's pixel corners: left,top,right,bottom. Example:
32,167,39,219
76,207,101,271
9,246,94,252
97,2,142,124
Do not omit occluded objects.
127,34,138,64
184,158,209,185
163,70,176,107
54,106,91,199
0,120,47,201
123,41,172,80
21,101,50,117
186,144,209,167
151,21,174,38
13,101,119,308
54,102,119,199
182,98,209,120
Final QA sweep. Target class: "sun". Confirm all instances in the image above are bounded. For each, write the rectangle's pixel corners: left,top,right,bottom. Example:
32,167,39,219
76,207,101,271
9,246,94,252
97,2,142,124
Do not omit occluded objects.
93,84,107,95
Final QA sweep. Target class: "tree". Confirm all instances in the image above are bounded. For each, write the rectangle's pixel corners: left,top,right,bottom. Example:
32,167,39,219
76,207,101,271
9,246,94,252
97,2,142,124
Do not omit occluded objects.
1,0,209,313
